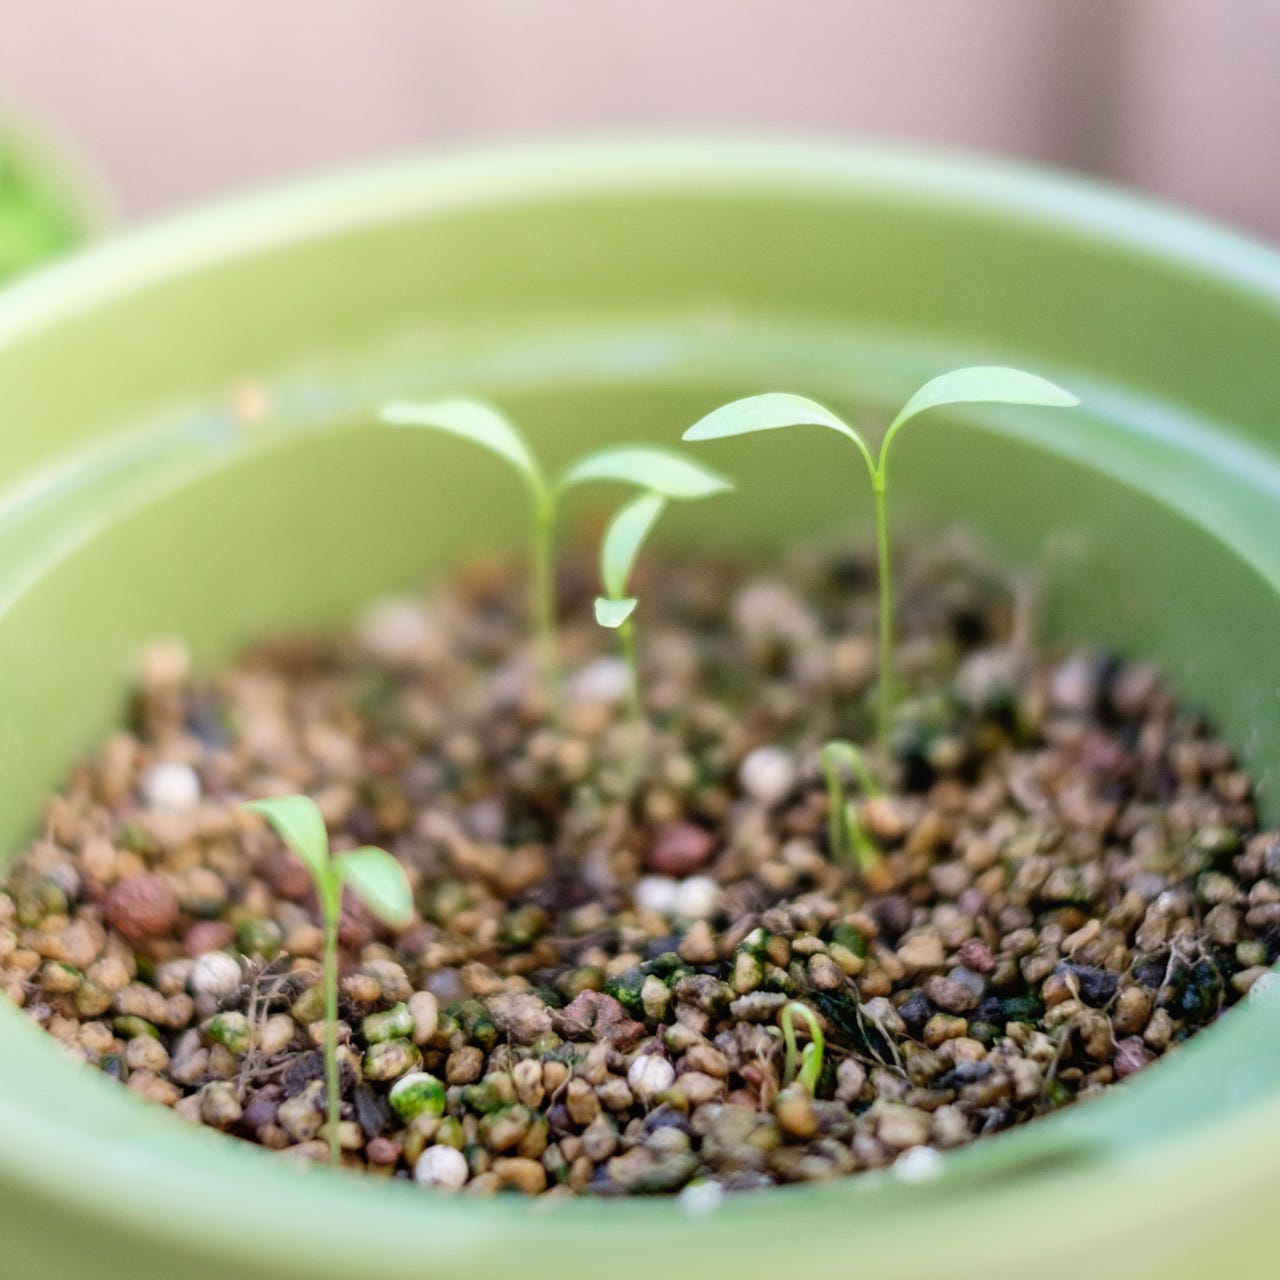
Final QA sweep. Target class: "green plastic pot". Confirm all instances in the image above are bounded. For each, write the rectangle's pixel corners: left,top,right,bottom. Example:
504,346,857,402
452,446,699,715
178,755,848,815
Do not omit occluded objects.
1,139,1279,1279
0,109,111,282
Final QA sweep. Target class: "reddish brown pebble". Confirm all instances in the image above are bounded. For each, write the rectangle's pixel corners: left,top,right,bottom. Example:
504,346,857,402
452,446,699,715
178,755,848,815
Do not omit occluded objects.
648,822,715,876
104,873,179,943
262,849,313,902
183,920,235,957
555,990,647,1051
366,1136,402,1165
1114,1037,1156,1079
338,909,373,950
957,938,995,973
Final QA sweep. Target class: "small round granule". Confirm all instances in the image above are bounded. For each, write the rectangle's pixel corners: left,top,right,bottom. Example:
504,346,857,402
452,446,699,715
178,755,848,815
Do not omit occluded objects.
191,952,242,1000
414,1145,470,1189
141,762,201,811
627,1053,676,1099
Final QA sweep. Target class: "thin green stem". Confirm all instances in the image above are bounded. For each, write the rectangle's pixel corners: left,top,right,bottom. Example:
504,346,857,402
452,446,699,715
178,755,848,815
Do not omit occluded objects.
845,802,883,882
619,617,644,789
819,742,888,886
873,472,894,752
531,498,563,716
821,751,847,862
322,893,340,1167
848,749,882,799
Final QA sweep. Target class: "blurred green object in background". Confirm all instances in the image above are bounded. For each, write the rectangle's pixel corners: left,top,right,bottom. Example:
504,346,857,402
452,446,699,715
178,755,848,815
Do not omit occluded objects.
0,111,109,282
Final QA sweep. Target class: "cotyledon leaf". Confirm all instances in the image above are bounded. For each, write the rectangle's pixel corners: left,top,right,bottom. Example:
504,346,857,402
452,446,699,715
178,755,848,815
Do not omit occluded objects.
559,444,731,499
380,397,547,498
335,847,414,927
600,492,667,600
593,596,638,628
244,795,329,881
881,366,1079,460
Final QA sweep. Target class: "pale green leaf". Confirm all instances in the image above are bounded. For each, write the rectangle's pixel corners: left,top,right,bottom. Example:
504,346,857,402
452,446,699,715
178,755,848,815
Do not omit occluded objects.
684,393,860,444
883,366,1078,458
594,596,638,628
335,847,414,927
379,397,546,498
559,445,732,499
683,393,875,479
600,492,667,600
244,795,329,882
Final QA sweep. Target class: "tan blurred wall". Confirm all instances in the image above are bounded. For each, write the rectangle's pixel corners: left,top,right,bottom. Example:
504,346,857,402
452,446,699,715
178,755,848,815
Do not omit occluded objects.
1,0,1277,241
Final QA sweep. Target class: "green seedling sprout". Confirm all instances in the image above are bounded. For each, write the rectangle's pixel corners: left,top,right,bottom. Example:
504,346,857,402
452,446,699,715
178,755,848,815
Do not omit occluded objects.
593,491,668,787
683,368,1078,748
780,1001,825,1096
821,739,892,891
243,794,413,1167
380,398,730,712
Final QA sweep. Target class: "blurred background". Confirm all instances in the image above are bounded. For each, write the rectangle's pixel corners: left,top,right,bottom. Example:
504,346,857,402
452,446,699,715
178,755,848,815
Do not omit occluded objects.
1,0,1279,238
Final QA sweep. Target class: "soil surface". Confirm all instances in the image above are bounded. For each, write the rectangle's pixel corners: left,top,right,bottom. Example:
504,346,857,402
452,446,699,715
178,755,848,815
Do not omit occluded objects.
2,544,1275,1197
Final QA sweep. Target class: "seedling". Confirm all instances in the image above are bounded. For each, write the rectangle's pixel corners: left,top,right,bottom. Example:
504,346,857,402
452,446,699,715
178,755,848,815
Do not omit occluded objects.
593,491,668,787
780,1001,825,1096
380,398,729,709
683,367,1078,748
243,794,413,1167
821,740,891,891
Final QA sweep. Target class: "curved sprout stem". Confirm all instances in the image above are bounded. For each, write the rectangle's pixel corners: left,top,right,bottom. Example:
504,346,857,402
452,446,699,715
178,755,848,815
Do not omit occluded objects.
781,1001,826,1096
822,740,882,800
844,801,888,888
820,740,887,887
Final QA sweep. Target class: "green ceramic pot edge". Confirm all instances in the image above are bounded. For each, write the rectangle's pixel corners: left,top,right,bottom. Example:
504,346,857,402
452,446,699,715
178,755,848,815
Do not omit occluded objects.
1,131,1278,347
0,138,1278,1279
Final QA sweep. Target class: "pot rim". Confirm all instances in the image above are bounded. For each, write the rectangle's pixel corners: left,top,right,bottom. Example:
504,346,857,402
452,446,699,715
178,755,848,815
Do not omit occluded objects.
3,132,1278,345
2,135,1280,1275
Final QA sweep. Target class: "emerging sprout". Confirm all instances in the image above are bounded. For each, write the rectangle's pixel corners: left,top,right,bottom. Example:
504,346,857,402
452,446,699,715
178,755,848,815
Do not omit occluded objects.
243,794,413,1167
780,1001,825,1096
684,367,1078,748
591,466,730,786
594,492,668,787
820,740,892,892
380,397,729,711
